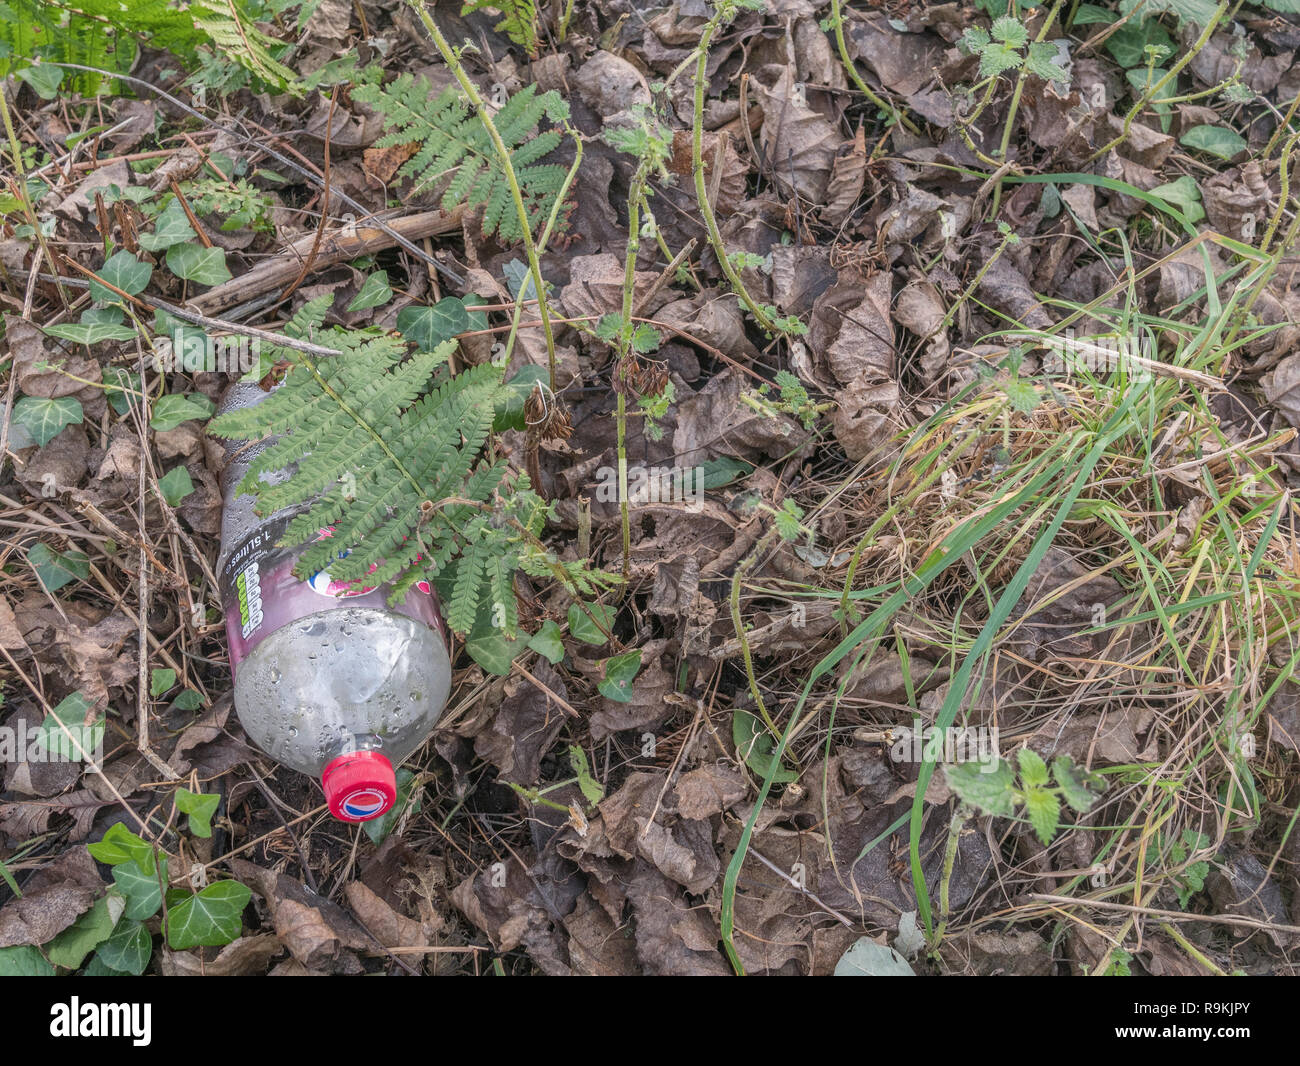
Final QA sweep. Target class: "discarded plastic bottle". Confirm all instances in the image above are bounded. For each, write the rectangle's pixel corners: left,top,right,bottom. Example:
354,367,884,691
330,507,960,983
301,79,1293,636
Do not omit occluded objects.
214,382,452,823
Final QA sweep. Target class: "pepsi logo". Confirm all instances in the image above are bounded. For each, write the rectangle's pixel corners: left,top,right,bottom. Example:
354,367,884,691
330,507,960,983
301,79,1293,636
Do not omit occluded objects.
341,788,389,820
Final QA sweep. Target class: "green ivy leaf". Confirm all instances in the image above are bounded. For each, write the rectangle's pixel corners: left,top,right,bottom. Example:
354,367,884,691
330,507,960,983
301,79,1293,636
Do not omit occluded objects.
464,629,526,675
1149,175,1206,224
138,199,197,251
10,394,83,446
945,758,1018,817
165,881,251,949
597,649,642,703
37,691,100,761
150,667,177,697
15,63,64,100
149,392,214,432
90,251,152,305
347,270,393,312
87,822,156,871
104,367,142,416
526,619,565,664
46,893,125,969
28,541,89,593
395,297,471,351
175,788,220,838
363,769,420,845
43,309,138,345
158,465,195,506
1180,124,1247,160
567,602,615,645
166,243,233,285
93,919,151,975
0,944,54,976
173,689,204,710
111,857,167,921
1106,19,1174,68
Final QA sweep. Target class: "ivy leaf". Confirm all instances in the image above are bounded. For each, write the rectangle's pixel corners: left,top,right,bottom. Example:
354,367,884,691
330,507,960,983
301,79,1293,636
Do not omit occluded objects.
46,893,125,969
104,367,142,416
945,758,1018,817
112,858,166,921
15,63,64,100
138,199,197,251
0,944,54,976
10,394,83,446
43,310,138,345
1149,175,1206,224
526,619,565,664
166,243,232,285
28,541,89,593
597,649,642,703
1179,124,1247,160
1119,0,1220,27
1106,18,1174,68
90,251,152,305
347,270,393,312
567,602,615,645
38,691,100,761
158,465,195,507
396,297,471,351
464,629,526,675
363,769,420,845
149,392,213,432
175,788,220,837
1022,785,1061,845
93,919,151,976
173,689,204,711
165,881,251,949
87,822,157,871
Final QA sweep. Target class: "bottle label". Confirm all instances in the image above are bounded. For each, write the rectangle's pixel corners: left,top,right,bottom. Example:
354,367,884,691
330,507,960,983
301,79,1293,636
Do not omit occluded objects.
219,520,447,673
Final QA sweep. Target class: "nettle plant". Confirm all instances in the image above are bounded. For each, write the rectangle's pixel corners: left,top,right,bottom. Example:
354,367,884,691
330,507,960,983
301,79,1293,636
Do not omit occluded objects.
947,747,1104,845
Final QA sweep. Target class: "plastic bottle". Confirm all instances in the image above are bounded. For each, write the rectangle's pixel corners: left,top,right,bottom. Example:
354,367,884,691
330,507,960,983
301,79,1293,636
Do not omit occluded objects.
214,382,452,822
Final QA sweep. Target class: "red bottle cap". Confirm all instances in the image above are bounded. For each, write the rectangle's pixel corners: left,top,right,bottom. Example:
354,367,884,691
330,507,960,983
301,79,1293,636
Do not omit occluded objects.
322,751,396,822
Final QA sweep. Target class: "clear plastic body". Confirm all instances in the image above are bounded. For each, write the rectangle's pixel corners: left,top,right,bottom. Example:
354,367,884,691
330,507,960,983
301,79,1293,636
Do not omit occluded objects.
215,382,451,779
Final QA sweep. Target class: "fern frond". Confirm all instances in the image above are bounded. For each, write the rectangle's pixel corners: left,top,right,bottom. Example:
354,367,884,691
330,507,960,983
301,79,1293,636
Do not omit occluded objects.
351,76,569,243
461,0,539,56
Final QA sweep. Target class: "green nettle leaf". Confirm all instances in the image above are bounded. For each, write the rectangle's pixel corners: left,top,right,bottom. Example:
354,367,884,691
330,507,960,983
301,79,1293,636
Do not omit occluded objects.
93,919,151,975
1179,124,1247,160
150,668,177,697
11,394,83,446
28,541,89,593
1022,785,1061,845
347,270,394,312
526,619,565,664
732,709,799,784
990,14,1028,45
1017,747,1050,788
0,944,54,976
597,649,642,703
396,297,472,351
111,859,166,922
91,250,152,304
150,392,214,432
166,242,233,285
165,880,251,949
175,788,220,837
979,42,1024,78
1002,377,1041,413
1052,755,1105,813
567,602,615,645
158,465,195,507
46,893,125,969
87,822,156,870
945,758,1018,817
138,199,197,251
569,745,605,806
